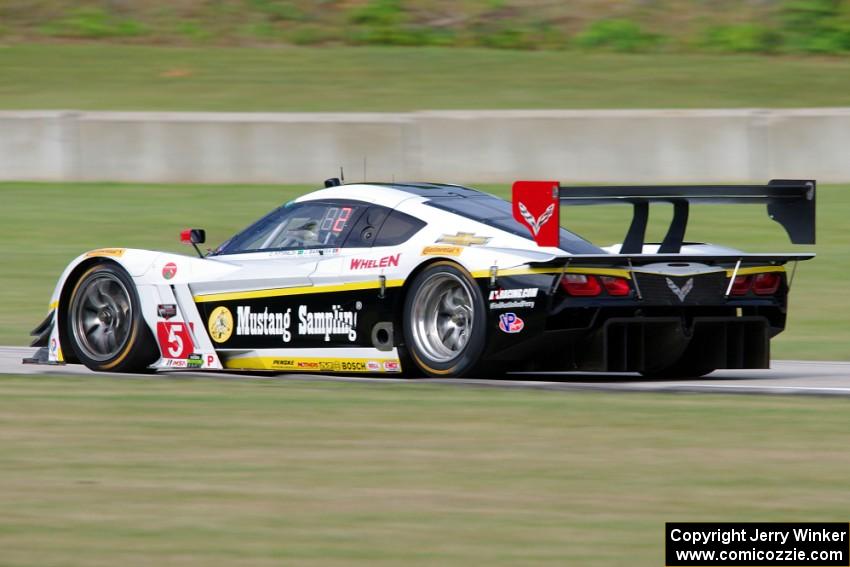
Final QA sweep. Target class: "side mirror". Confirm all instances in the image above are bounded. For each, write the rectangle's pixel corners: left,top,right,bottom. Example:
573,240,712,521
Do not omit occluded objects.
180,228,206,245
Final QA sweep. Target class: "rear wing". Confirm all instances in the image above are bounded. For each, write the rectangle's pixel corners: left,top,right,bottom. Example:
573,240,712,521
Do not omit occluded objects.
511,179,816,252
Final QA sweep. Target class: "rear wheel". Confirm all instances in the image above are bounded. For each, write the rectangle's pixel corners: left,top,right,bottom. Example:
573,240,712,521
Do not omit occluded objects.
403,262,486,377
66,263,158,372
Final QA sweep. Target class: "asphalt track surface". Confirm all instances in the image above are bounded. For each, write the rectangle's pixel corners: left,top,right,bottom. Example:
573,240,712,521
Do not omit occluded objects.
5,347,850,396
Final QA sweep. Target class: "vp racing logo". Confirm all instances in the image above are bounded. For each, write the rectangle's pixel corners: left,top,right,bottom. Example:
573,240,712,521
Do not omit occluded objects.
498,312,524,334
518,202,555,237
665,277,694,302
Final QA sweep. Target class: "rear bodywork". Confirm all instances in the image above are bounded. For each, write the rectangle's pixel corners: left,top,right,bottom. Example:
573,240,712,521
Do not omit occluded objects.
26,180,815,375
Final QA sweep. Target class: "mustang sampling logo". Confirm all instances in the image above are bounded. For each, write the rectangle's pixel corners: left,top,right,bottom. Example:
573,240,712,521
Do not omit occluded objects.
208,306,234,343
518,202,555,237
666,277,694,302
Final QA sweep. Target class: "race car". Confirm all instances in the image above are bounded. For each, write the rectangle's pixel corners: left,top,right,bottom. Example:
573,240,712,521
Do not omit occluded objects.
25,178,815,378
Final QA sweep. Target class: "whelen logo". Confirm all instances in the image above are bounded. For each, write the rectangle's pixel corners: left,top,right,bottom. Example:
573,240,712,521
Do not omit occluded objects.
350,254,400,270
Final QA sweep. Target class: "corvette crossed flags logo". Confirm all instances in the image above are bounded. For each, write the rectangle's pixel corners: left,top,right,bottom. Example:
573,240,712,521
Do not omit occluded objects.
518,202,555,237
665,277,694,302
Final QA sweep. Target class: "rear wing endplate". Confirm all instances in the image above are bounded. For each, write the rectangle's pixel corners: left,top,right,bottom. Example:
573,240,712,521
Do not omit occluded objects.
511,179,816,252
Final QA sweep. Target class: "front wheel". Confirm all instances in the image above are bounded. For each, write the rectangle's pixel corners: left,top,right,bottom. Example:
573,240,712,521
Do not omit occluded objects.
403,262,487,377
66,263,158,372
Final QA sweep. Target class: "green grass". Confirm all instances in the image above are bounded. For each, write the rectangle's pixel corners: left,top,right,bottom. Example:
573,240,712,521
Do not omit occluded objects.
1,375,849,566
0,376,850,567
2,44,850,110
1,182,844,360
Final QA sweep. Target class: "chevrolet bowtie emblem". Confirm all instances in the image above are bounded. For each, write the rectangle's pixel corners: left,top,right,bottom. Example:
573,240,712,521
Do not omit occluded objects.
436,232,491,246
666,277,694,302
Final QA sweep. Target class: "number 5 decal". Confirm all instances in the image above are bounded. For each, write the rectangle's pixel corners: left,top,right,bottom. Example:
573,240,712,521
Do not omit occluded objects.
156,322,193,359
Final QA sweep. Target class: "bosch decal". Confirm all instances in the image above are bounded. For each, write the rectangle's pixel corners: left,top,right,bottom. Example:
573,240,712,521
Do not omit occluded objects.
498,313,525,334
350,254,400,270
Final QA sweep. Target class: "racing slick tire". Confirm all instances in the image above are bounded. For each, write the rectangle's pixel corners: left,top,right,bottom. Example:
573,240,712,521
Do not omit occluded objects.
66,262,158,373
403,262,487,378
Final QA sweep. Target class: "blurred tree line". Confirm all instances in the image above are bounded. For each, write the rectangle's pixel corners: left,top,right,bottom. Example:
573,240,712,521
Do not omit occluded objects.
1,0,848,54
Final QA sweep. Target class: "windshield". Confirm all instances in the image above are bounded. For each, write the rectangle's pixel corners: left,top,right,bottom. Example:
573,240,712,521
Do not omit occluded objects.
214,201,362,255
425,195,604,254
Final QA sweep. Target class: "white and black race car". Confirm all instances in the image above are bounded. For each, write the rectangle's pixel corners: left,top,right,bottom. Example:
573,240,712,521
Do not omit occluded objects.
26,178,815,378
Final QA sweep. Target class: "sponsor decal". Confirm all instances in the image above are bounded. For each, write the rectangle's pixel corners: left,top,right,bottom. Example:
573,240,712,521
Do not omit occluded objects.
157,304,177,319
85,248,126,258
436,232,491,247
383,360,401,372
232,304,360,343
50,337,57,353
489,287,538,310
270,247,339,257
350,253,400,270
297,361,320,370
187,354,203,369
498,312,525,334
164,359,188,368
666,277,694,302
208,306,234,343
320,361,340,372
489,288,538,300
421,245,462,257
299,305,358,342
517,202,555,237
236,306,292,342
162,262,178,280
156,322,194,359
490,300,535,310
366,360,381,372
340,361,366,372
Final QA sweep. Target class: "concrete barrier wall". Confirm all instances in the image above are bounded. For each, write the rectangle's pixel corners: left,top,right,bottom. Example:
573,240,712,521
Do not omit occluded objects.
1,109,848,183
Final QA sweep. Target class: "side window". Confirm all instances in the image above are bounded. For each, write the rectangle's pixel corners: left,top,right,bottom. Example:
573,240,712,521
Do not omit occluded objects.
373,210,425,247
343,206,390,248
216,201,364,254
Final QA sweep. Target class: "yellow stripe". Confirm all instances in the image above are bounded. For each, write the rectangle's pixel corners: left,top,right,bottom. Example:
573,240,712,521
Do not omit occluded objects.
223,356,401,373
194,279,405,303
48,300,58,310
725,266,786,277
472,266,632,279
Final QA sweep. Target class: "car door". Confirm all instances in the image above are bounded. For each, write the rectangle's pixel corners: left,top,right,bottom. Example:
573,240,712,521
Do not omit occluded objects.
192,200,367,350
